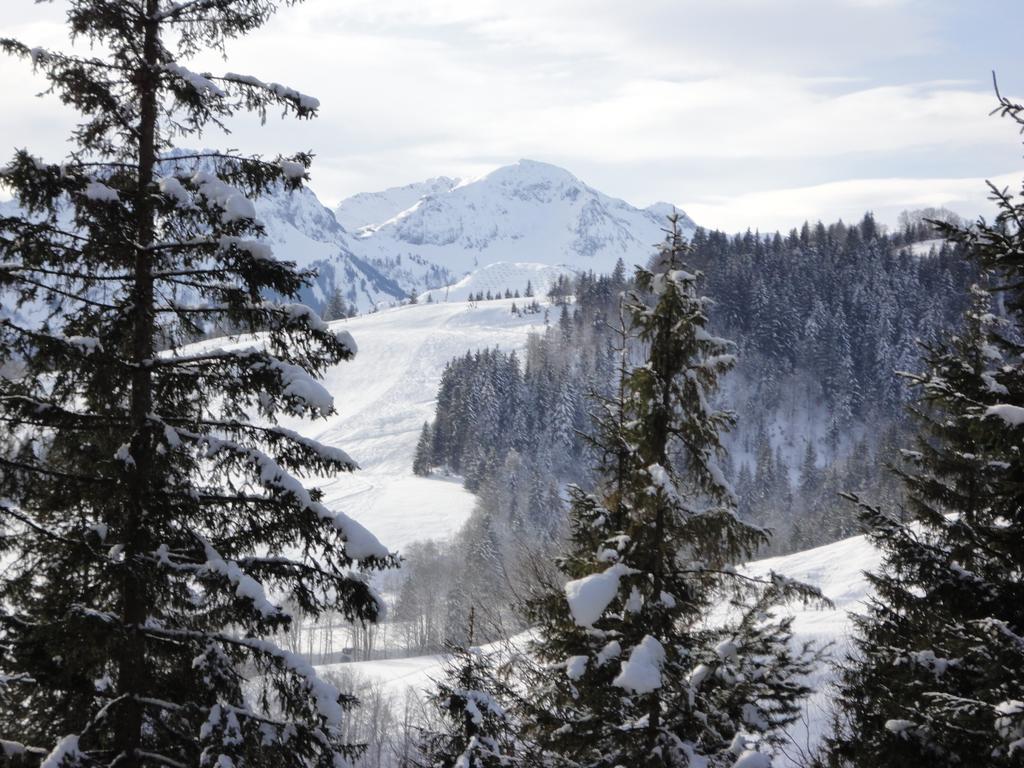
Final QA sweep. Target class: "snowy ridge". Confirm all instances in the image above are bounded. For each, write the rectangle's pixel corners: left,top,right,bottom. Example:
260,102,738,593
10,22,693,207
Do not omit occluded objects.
345,159,696,279
335,176,461,232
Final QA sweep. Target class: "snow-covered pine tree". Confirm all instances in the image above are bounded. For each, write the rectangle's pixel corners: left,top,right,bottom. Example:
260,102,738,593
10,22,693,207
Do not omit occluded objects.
824,89,1024,767
417,611,517,768
414,422,434,476
0,2,394,766
522,215,823,768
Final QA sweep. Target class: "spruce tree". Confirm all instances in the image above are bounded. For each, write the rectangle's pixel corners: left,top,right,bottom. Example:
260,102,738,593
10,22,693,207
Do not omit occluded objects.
0,2,393,766
413,422,434,477
522,215,822,768
417,611,517,768
825,91,1024,767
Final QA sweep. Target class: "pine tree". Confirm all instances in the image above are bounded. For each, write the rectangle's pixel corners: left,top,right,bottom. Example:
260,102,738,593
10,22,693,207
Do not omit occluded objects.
825,91,1024,767
0,4,394,766
417,610,517,768
413,422,434,477
522,215,823,768
324,286,351,321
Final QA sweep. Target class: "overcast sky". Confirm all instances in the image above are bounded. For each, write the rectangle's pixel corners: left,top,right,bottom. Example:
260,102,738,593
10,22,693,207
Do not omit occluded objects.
2,0,1023,232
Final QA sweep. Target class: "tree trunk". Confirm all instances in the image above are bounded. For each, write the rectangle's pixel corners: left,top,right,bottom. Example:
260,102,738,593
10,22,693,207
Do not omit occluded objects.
116,2,160,764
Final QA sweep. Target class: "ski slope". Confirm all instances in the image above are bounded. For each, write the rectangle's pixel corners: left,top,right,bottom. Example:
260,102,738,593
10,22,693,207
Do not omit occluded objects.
277,298,548,553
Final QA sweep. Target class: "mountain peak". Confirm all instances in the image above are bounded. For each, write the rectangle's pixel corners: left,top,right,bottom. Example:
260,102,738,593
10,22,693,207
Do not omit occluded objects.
645,201,697,230
345,160,695,277
477,158,581,188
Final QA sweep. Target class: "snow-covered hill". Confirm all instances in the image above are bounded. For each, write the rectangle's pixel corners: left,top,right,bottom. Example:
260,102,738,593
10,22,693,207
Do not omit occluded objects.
344,159,695,279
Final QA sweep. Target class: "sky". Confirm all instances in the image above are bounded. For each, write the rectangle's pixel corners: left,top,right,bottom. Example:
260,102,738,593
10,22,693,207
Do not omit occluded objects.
2,0,1023,233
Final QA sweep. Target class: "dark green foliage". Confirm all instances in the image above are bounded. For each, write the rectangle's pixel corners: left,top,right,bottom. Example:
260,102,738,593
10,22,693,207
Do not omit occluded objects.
417,615,517,768
522,216,825,768
825,89,1024,767
419,270,625,499
421,213,973,559
692,215,974,424
0,2,394,766
413,422,434,477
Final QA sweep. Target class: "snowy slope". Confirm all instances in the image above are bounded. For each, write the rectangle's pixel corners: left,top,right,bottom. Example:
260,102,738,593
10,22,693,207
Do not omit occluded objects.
418,262,575,304
347,160,696,279
274,299,548,552
744,535,882,762
335,176,461,231
903,237,946,257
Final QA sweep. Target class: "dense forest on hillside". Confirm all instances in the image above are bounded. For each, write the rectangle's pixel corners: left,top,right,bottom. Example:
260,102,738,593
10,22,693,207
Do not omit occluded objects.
402,214,976,644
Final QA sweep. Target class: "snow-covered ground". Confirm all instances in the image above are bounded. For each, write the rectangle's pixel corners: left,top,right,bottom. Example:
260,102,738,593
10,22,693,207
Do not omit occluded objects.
418,262,574,304
744,534,882,762
903,237,946,257
278,299,548,553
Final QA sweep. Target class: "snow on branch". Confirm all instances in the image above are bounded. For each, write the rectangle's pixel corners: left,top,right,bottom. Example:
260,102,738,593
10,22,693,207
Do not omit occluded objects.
149,626,347,729
267,425,359,470
1,739,47,758
612,635,665,694
985,404,1024,426
83,180,120,203
221,72,320,113
162,62,226,98
191,169,255,222
564,562,637,627
38,735,80,768
151,0,225,22
233,636,345,727
196,537,287,619
152,345,335,416
173,427,388,560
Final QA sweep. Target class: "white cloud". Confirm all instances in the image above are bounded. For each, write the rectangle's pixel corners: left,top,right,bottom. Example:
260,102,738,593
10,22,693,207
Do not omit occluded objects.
0,0,1020,234
681,171,1024,233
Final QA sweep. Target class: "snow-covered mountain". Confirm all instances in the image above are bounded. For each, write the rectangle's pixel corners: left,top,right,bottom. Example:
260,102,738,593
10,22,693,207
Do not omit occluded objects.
156,151,414,313
335,176,461,232
3,156,695,314
250,184,411,313
342,159,695,281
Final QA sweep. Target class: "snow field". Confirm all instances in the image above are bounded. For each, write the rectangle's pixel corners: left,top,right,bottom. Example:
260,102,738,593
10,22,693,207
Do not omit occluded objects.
278,299,549,553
